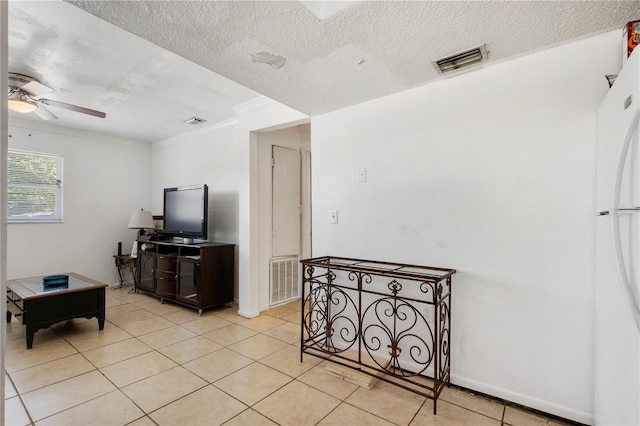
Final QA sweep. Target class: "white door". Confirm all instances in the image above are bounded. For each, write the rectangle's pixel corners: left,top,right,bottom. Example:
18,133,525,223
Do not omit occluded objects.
272,145,300,256
270,145,301,305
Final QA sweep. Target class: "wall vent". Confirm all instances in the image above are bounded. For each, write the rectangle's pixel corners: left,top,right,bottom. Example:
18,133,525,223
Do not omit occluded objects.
270,256,300,306
433,44,489,74
183,116,207,125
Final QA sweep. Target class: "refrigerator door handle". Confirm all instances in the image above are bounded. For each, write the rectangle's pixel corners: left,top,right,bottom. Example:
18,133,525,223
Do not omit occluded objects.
612,109,640,333
609,207,640,215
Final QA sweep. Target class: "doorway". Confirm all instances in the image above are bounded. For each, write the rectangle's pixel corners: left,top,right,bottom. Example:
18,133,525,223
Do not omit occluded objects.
257,124,311,310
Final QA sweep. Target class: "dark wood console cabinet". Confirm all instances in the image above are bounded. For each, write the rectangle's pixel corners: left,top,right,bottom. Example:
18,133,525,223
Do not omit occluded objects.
135,240,234,315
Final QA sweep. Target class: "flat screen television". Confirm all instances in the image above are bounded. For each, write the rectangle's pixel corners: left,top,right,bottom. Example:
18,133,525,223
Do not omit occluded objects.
162,184,208,242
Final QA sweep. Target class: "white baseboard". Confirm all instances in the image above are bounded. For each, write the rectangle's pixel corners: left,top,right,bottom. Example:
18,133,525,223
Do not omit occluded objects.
237,309,260,319
450,374,593,425
322,338,593,425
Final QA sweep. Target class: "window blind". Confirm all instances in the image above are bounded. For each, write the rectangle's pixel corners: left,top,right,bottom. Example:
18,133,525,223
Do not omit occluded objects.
8,150,63,222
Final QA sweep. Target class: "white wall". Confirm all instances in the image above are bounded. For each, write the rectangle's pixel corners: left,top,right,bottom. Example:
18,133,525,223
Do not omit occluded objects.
311,31,621,424
7,118,152,285
151,120,242,296
151,120,241,243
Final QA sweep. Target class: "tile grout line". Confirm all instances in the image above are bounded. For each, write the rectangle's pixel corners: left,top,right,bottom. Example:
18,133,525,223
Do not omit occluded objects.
408,397,429,426
28,322,148,424
4,373,35,426
106,303,213,422
438,393,507,423
106,285,165,426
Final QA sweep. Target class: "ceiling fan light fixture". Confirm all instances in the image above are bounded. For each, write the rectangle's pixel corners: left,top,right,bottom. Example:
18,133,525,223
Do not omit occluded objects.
8,91,37,113
8,98,37,113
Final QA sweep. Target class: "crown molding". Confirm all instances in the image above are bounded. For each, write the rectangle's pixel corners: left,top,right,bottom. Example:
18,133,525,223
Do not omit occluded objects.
232,96,279,116
152,117,238,150
8,117,150,149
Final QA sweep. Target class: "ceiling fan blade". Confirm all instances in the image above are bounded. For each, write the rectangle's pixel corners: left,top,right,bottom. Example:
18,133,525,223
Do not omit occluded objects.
8,73,53,96
33,104,58,120
38,98,106,118
20,80,54,97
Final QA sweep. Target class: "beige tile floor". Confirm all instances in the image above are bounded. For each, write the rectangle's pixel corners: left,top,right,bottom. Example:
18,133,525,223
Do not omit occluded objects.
4,287,576,426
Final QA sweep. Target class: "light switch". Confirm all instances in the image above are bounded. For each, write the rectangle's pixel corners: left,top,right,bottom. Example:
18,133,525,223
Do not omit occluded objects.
329,209,338,224
358,168,367,183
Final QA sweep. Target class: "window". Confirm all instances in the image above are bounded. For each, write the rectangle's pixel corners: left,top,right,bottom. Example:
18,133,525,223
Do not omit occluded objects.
8,150,63,223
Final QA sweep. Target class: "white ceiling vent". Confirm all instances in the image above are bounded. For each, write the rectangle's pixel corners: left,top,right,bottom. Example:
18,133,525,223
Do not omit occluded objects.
433,44,489,74
183,116,207,125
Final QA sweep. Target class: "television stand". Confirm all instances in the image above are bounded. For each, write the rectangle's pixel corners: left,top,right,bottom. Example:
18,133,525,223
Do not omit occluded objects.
135,240,234,315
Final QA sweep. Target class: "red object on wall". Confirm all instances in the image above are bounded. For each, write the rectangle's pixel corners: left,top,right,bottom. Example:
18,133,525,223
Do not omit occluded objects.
625,20,640,58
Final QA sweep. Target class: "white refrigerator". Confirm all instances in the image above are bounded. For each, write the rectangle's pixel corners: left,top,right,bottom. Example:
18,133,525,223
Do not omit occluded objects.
595,46,640,425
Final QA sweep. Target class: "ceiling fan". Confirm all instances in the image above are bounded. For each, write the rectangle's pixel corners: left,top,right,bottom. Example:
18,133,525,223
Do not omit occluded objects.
7,72,106,120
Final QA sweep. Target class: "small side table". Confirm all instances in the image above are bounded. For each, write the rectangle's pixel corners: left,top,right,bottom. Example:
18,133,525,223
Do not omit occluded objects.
113,255,137,288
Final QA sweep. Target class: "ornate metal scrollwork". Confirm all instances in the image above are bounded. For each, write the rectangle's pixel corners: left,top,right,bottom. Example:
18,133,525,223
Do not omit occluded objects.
361,296,434,377
420,281,436,303
438,299,451,379
388,279,402,295
303,270,358,353
300,257,455,415
303,265,315,278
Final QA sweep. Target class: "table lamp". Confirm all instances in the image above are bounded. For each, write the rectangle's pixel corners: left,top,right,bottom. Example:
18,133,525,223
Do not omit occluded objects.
128,209,155,239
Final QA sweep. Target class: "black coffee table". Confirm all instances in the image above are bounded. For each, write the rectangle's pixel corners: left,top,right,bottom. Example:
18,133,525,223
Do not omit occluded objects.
6,273,107,349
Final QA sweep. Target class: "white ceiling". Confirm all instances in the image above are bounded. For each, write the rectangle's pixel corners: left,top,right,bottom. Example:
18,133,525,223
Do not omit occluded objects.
8,0,640,143
8,1,262,142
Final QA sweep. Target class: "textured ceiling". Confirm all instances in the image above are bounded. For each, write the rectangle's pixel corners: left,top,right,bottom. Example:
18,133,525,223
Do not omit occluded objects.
7,1,640,143
66,0,640,116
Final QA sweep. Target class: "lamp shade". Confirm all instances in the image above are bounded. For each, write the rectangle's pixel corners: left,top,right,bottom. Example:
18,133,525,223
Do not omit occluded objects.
128,210,155,229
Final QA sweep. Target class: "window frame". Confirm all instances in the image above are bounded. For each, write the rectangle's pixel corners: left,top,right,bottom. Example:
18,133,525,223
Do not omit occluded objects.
7,149,64,224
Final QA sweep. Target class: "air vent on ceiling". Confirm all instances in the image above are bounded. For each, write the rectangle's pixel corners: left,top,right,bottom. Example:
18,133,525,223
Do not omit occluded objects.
433,44,489,74
183,116,207,125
